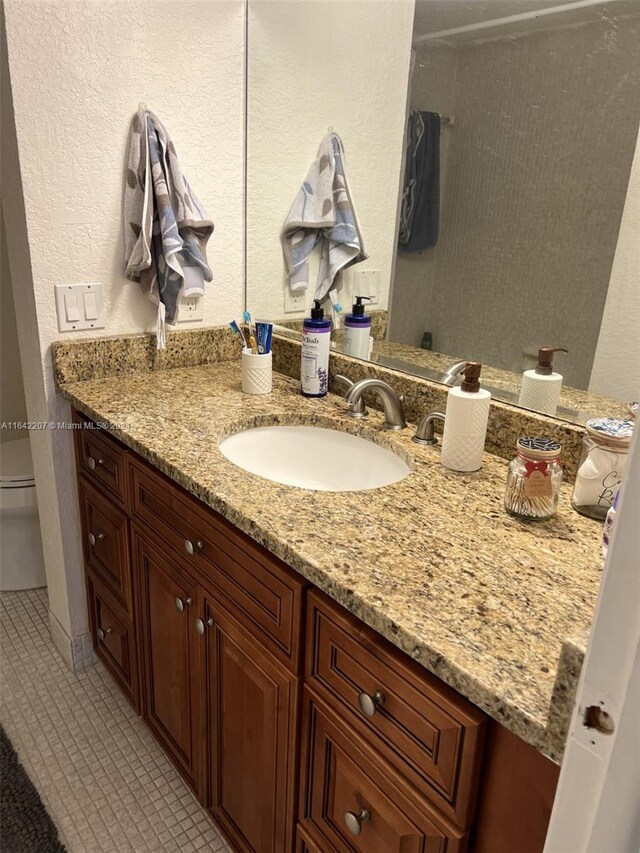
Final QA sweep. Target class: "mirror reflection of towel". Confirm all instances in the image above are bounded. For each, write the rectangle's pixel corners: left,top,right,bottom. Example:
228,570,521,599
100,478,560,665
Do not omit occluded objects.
398,111,440,253
281,133,367,302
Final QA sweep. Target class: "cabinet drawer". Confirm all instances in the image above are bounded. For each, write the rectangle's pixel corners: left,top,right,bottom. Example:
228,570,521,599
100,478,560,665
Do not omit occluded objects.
73,412,128,508
79,479,132,616
300,690,467,853
86,571,138,710
129,457,305,670
296,826,324,852
306,591,486,828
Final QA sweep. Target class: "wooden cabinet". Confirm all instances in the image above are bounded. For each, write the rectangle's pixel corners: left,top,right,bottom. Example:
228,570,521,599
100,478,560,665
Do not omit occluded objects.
306,591,486,829
86,571,139,709
79,479,132,616
133,527,201,794
72,411,129,508
72,410,559,853
300,690,467,853
198,590,299,853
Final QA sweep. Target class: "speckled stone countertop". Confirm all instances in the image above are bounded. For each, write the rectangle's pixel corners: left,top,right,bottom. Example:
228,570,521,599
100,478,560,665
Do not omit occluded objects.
57,361,604,763
368,340,630,421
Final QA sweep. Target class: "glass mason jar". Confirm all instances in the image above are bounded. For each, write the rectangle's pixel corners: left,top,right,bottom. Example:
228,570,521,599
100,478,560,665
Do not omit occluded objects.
505,437,563,521
572,418,633,520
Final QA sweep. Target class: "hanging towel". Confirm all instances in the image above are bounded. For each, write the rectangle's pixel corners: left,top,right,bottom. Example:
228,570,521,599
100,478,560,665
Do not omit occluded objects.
124,109,213,349
281,133,367,303
398,110,440,253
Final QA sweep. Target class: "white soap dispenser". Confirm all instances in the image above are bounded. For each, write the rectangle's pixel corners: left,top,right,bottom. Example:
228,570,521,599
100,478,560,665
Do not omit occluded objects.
440,362,491,473
518,346,568,416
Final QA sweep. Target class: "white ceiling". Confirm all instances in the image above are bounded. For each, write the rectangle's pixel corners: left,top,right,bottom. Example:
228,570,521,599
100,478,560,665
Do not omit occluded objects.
413,0,640,43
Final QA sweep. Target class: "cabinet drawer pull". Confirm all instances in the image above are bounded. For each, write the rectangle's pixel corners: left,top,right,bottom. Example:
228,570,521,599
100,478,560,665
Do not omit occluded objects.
87,456,104,471
358,690,385,717
195,617,214,635
88,532,104,546
344,808,370,836
175,596,193,613
97,627,112,641
184,539,204,556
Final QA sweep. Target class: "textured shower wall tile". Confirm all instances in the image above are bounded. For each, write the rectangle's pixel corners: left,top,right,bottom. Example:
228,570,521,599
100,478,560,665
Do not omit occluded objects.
392,19,640,389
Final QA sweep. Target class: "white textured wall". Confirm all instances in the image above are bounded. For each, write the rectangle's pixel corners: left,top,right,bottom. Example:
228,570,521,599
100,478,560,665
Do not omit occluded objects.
246,0,414,320
589,130,640,401
2,0,245,647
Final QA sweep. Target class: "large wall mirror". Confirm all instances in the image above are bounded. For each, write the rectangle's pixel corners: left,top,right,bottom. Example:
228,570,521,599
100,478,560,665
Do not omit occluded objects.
246,0,640,424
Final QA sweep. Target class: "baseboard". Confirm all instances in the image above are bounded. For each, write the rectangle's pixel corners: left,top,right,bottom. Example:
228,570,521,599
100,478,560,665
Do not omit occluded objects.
48,609,95,671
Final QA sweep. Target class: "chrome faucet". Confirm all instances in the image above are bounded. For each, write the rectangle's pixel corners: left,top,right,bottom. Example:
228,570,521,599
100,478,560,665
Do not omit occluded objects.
440,360,467,386
345,379,407,430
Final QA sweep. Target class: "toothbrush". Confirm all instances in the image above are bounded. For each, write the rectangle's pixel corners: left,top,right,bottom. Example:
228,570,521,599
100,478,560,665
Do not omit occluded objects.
242,310,255,341
229,320,247,349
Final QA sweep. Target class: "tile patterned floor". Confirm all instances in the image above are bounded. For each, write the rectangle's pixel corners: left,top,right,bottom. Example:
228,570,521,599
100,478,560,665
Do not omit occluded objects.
0,588,231,852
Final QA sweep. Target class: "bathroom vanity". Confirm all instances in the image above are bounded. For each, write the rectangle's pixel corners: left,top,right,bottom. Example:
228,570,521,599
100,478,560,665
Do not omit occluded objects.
57,350,605,853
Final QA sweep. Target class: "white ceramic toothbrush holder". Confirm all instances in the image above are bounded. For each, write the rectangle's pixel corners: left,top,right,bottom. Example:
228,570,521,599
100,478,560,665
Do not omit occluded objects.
241,348,272,395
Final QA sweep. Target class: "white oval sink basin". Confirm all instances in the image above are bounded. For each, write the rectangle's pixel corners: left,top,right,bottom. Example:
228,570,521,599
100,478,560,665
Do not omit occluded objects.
219,425,410,492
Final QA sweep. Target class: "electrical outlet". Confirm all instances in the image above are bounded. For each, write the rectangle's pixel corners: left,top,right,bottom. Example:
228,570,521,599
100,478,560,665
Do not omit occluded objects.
177,295,203,322
284,288,306,314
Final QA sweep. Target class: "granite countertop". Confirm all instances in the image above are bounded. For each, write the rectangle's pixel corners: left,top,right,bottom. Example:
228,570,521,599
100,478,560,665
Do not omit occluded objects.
57,360,604,762
370,340,630,421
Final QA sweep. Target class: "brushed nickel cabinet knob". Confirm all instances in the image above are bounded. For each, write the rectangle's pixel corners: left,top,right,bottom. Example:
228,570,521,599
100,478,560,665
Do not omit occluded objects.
175,596,193,613
358,690,385,717
87,456,104,471
88,532,104,546
184,539,203,556
344,809,370,836
97,627,112,641
195,617,214,635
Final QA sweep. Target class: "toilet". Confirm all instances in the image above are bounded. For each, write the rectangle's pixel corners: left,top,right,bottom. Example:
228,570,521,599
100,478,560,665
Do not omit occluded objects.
0,437,47,590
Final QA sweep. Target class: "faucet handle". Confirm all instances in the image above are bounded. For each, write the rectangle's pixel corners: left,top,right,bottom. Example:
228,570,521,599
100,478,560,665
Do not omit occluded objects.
413,412,446,446
335,375,367,419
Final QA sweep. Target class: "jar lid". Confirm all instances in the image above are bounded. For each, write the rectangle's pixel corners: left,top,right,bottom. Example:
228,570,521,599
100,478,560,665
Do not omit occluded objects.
517,437,562,460
585,417,634,446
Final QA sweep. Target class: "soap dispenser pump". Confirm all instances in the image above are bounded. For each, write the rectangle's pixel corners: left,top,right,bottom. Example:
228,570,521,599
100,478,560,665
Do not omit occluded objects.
518,346,568,416
440,362,491,472
301,299,332,398
343,296,372,360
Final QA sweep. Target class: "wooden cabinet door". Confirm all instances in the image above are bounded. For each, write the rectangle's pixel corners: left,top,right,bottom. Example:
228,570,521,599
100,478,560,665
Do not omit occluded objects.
133,527,201,793
300,690,468,853
199,590,298,853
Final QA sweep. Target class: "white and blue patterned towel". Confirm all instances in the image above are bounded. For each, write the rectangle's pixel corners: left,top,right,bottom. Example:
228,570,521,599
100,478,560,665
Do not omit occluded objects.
281,133,367,303
124,110,213,349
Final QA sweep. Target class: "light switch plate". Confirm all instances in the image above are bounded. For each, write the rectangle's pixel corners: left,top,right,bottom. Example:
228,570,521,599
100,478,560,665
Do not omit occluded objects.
177,295,203,322
55,283,104,332
351,269,381,304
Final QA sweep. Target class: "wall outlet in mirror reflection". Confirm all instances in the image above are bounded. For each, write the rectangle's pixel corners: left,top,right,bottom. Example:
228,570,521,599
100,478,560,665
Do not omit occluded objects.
283,288,307,314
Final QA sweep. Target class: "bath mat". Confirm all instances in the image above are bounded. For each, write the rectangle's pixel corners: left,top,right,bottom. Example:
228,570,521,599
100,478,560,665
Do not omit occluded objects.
0,725,66,852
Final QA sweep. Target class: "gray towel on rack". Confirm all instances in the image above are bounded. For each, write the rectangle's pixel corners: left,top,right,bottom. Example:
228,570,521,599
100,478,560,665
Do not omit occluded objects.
399,110,440,253
124,109,213,348
281,133,367,302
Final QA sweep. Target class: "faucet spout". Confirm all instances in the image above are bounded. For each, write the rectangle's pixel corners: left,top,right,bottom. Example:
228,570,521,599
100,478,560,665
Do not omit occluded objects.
441,360,468,386
345,379,407,430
